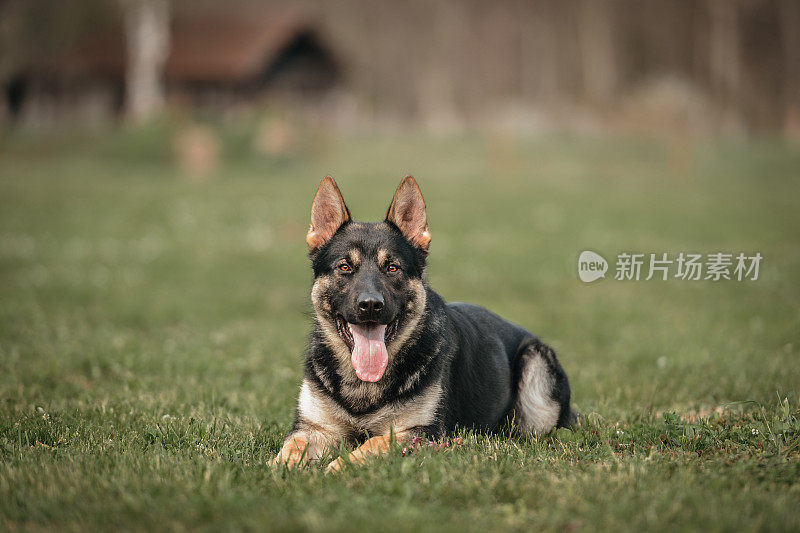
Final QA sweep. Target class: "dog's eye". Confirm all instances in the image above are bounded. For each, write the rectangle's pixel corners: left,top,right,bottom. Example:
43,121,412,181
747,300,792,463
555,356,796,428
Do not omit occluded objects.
387,263,399,273
337,264,351,272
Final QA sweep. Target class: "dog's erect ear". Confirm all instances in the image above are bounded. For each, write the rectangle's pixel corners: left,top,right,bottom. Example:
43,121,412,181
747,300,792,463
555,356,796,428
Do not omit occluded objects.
385,175,430,252
307,176,351,252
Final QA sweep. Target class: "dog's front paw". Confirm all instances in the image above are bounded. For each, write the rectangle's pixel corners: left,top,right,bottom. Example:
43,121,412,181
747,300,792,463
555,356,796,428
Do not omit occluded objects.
269,452,305,470
325,435,396,473
270,437,311,470
324,456,345,474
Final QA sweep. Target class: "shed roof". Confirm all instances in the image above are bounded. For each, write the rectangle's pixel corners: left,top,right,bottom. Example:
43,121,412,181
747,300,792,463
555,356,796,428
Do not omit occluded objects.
166,13,314,83
53,11,331,84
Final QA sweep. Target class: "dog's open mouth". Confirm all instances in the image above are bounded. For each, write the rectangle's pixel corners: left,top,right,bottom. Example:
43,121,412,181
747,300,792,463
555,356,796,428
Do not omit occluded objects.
336,316,398,382
335,316,398,348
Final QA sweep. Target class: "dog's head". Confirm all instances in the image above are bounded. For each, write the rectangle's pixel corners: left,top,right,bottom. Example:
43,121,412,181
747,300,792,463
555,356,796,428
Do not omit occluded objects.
306,176,430,383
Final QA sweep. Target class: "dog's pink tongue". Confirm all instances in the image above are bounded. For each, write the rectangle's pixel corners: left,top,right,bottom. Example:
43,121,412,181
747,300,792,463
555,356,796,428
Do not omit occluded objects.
349,323,388,382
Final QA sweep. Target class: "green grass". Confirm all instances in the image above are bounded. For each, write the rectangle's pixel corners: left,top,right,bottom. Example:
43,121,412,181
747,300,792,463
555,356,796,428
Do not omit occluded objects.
1,127,799,531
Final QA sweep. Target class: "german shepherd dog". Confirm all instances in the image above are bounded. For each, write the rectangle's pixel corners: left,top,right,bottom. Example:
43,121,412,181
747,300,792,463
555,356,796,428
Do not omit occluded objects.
270,176,573,472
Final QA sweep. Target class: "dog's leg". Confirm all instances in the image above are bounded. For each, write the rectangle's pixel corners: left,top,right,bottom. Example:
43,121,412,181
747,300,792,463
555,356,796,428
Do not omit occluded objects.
270,381,351,469
269,424,341,469
270,433,315,469
324,432,408,473
269,434,311,469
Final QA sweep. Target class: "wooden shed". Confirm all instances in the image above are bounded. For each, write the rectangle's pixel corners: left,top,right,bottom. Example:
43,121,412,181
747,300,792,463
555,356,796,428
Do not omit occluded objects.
11,10,342,123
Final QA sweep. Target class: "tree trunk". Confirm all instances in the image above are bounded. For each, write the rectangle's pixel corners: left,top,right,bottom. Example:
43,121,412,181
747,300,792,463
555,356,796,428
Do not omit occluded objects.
120,0,169,123
578,0,617,103
708,0,739,105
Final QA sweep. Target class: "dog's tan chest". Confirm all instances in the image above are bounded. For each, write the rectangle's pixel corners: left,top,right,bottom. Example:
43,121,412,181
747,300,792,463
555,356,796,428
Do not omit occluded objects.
297,379,441,439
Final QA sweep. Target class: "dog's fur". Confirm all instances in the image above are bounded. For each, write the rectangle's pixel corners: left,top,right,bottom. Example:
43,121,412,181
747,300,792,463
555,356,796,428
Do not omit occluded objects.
270,176,573,471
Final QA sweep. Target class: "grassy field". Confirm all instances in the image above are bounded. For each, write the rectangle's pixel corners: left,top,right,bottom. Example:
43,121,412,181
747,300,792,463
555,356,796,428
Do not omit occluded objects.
1,125,799,531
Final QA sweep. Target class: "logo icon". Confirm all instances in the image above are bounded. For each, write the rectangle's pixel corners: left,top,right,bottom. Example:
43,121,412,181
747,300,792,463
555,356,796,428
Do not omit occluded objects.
578,250,608,282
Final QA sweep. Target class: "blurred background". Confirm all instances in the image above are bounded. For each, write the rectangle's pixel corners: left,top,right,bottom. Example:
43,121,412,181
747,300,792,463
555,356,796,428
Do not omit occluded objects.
1,1,800,528
1,0,799,405
1,0,799,413
2,0,799,138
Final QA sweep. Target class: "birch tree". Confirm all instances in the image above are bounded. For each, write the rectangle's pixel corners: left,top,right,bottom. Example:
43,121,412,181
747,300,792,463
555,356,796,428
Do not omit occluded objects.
119,0,170,123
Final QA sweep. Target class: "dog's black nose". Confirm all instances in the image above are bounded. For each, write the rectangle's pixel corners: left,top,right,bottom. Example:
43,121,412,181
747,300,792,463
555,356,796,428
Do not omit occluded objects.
357,292,384,318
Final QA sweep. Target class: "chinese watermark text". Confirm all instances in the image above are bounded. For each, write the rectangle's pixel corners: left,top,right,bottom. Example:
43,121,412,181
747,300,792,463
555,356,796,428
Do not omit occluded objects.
578,251,762,282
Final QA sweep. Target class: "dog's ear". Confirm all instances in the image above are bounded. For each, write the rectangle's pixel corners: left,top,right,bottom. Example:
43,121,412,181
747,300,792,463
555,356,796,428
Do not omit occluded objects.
385,175,430,252
307,176,351,252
